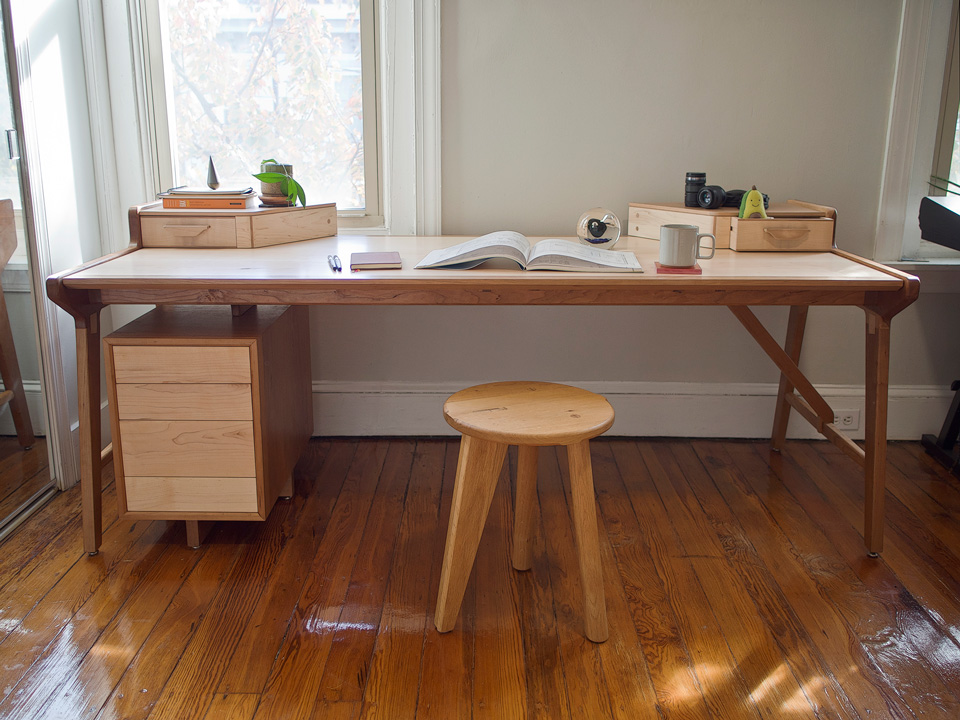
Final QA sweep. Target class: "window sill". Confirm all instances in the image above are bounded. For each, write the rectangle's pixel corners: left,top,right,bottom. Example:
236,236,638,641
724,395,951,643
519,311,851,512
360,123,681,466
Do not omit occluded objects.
889,259,960,293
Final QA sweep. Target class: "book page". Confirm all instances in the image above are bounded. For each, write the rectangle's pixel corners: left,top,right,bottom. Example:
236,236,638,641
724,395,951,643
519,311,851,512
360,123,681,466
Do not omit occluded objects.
164,186,255,195
526,239,643,272
416,231,530,269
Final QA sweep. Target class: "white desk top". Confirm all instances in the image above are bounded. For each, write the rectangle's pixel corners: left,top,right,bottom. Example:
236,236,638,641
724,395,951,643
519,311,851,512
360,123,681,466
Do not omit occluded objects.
64,235,902,290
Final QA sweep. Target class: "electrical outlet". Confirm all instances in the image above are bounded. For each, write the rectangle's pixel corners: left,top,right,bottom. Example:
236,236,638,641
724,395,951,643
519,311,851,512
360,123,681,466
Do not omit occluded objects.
833,409,860,430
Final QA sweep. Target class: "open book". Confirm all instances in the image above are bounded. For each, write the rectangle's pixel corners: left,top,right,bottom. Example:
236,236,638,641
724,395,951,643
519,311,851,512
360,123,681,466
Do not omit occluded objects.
415,231,643,272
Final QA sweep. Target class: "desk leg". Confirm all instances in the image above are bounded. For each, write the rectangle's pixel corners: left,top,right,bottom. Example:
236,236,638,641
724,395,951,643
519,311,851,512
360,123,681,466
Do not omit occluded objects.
77,313,102,555
863,310,890,556
771,306,808,451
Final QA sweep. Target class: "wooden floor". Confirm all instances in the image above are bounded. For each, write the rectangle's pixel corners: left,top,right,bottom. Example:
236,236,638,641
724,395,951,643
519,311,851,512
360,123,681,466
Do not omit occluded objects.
0,437,958,719
0,437,51,529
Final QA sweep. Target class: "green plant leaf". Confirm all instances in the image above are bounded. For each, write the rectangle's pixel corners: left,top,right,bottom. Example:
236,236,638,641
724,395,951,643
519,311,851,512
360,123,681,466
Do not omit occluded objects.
930,183,960,196
929,175,960,196
253,172,289,183
931,174,960,189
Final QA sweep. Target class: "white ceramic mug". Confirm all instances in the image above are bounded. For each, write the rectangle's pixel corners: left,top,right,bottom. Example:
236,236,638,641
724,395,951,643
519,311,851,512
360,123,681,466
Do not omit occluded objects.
659,224,716,267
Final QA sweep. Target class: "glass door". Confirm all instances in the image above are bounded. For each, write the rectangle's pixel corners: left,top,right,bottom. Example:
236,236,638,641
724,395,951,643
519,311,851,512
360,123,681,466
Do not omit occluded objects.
0,0,55,539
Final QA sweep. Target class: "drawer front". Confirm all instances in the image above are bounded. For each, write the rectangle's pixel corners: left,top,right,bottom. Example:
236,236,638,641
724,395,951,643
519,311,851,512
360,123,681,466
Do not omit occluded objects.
628,206,732,248
730,218,834,251
115,383,253,421
112,346,251,384
118,420,255,477
124,475,259,513
141,215,238,248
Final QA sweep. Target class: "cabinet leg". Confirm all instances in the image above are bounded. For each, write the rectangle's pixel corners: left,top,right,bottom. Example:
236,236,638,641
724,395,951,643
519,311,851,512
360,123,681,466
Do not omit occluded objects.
280,472,294,499
186,521,214,548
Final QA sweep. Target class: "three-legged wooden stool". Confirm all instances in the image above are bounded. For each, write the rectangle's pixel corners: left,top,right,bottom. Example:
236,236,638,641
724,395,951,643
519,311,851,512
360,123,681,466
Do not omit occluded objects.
434,381,615,642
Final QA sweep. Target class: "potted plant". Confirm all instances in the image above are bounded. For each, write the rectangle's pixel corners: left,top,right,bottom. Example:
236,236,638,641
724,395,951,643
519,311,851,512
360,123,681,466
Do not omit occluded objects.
254,159,306,206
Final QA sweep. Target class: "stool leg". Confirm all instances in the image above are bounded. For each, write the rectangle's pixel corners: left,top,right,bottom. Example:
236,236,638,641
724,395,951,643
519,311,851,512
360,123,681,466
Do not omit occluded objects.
512,444,538,571
435,435,507,633
567,440,609,643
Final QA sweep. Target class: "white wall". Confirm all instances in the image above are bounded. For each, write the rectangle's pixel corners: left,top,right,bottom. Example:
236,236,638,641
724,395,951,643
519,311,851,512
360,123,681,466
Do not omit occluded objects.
313,0,960,439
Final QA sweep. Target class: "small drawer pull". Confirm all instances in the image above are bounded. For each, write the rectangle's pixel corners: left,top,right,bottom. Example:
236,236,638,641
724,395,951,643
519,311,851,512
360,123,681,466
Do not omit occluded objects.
163,224,211,237
762,227,810,243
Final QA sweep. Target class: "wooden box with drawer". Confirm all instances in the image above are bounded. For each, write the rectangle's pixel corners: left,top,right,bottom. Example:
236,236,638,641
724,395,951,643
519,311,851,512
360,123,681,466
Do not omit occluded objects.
104,305,312,539
627,200,836,251
137,201,337,248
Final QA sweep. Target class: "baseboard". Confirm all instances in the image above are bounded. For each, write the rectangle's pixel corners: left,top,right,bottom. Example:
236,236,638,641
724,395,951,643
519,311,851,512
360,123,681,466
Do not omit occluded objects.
311,381,954,441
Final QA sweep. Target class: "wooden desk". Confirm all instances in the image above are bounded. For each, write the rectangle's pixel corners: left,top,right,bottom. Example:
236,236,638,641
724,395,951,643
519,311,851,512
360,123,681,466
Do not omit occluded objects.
46,217,919,556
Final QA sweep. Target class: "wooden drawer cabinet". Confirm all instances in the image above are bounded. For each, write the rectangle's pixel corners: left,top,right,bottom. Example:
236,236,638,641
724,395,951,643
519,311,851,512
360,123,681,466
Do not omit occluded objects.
138,203,337,248
728,216,835,251
105,305,312,535
140,215,240,248
628,200,836,251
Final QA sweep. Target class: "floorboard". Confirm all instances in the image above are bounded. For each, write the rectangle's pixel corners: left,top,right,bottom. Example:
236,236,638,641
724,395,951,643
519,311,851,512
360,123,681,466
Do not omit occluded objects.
0,438,956,719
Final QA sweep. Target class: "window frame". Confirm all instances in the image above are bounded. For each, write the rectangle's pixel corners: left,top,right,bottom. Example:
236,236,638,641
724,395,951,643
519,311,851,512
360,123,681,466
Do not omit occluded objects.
931,0,959,193
875,0,960,263
87,0,439,249
139,0,384,227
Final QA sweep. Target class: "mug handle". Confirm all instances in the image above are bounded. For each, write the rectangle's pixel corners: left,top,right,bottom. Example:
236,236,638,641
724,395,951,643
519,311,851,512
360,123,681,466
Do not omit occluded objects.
696,233,716,260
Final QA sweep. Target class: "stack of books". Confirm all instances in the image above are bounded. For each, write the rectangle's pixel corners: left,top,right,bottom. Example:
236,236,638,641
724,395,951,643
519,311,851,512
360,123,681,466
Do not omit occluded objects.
158,186,258,209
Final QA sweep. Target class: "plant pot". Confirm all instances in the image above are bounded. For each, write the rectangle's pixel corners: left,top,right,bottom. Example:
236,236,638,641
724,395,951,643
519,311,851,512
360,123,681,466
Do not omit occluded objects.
259,162,294,205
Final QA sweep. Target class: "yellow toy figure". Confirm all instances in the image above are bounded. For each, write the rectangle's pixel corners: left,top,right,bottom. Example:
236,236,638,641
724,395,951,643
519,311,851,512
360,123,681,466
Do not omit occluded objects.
739,185,768,219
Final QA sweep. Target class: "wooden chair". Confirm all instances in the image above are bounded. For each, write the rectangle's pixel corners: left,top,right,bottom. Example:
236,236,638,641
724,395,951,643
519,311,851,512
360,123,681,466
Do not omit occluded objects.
0,199,33,449
434,381,614,642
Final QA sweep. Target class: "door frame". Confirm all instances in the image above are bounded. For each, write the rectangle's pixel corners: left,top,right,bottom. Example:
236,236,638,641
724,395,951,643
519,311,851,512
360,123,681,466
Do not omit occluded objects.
2,0,77,489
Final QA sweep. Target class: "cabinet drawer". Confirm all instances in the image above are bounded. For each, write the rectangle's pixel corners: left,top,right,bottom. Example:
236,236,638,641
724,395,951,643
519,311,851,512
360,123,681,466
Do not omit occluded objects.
628,204,732,248
124,476,259,513
729,217,834,251
112,346,251,384
118,420,255,477
115,383,253,420
141,215,239,248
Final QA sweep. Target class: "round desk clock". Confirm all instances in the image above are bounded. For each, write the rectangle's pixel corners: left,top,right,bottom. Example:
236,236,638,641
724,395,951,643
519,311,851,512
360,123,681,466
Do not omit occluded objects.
576,208,621,249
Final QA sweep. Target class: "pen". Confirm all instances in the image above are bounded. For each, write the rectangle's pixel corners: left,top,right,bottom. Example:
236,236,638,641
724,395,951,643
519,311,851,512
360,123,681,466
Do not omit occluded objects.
328,254,342,272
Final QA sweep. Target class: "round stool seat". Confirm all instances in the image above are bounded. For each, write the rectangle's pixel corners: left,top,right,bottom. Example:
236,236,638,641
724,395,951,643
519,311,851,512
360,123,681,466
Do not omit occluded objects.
443,381,614,446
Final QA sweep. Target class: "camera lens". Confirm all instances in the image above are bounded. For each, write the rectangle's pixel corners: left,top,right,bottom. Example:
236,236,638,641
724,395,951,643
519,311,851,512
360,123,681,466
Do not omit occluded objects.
697,185,726,209
684,172,705,207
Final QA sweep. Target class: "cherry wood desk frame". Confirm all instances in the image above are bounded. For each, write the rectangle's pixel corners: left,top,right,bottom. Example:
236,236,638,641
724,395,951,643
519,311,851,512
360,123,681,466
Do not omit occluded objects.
47,208,919,556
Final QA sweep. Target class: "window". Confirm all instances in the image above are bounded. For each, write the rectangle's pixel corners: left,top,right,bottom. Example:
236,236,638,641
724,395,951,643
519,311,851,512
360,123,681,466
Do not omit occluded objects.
141,0,381,224
931,2,959,196
875,0,960,263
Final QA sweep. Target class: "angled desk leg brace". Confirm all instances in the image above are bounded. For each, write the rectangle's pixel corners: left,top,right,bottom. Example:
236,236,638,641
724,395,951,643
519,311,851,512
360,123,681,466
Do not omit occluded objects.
730,305,885,555
771,306,808,451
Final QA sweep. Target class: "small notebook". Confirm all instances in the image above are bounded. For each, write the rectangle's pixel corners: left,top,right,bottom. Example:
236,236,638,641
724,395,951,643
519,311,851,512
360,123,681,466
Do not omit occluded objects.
350,251,402,271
